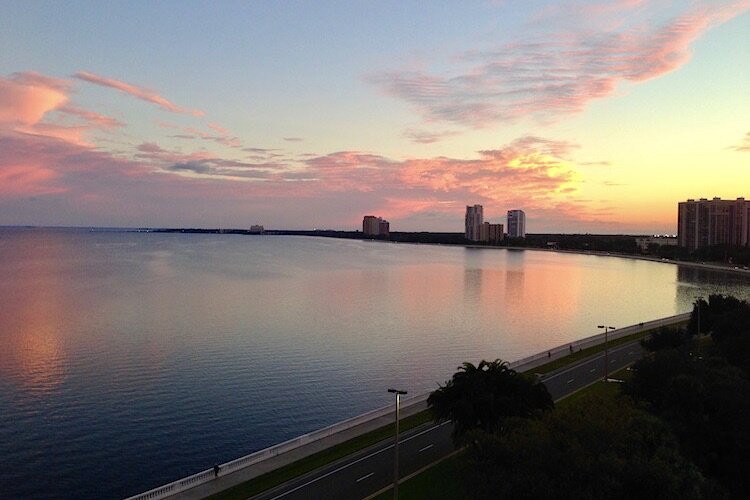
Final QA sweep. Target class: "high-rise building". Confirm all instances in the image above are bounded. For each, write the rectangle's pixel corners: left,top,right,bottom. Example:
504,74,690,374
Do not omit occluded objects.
479,222,504,243
677,197,749,251
363,215,389,237
465,205,483,241
507,210,526,238
378,219,390,237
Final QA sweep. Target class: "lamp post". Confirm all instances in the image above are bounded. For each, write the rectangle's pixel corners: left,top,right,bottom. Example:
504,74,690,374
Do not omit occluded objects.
598,325,615,381
388,388,407,499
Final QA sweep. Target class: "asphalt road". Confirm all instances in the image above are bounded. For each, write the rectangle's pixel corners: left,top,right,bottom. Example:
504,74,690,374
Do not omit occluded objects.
540,340,645,400
252,340,645,500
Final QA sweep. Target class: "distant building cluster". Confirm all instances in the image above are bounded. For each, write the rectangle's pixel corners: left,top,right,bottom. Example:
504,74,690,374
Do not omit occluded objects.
635,235,677,253
678,197,750,251
362,215,390,237
464,204,513,243
249,225,264,234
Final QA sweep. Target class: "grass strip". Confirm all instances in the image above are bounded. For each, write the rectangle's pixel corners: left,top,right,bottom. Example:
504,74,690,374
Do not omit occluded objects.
555,366,631,409
529,321,687,374
207,410,434,500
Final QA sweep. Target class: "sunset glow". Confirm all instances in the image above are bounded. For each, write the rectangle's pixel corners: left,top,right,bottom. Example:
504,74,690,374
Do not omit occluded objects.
1,1,748,232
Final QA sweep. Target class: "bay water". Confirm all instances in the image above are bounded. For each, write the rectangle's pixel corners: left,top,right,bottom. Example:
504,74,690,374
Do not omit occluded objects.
1,228,748,499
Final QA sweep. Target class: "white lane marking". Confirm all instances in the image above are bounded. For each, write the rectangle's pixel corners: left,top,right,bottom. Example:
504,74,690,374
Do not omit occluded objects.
268,421,448,499
356,472,374,483
419,444,434,452
544,342,638,380
567,378,575,384
589,368,596,373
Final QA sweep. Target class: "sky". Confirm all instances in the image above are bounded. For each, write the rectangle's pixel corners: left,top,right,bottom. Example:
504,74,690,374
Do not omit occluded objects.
0,0,748,233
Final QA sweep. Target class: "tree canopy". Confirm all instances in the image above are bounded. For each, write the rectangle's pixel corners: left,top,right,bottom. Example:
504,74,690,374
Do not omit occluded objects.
427,359,553,443
463,394,716,500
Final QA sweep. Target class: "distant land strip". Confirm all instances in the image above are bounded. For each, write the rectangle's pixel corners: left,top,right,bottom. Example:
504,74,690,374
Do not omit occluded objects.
149,228,750,274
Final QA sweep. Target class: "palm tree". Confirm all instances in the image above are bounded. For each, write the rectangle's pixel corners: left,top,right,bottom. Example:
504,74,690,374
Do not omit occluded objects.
427,359,553,443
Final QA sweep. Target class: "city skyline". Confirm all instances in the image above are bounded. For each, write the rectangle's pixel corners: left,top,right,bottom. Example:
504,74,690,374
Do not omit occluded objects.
1,1,749,233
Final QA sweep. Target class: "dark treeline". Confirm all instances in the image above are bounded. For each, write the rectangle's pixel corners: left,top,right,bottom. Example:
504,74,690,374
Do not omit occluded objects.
152,228,750,265
441,295,750,499
625,295,750,498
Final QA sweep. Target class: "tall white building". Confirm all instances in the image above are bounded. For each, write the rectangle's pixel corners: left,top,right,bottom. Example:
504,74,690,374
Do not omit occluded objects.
507,210,526,238
465,205,483,241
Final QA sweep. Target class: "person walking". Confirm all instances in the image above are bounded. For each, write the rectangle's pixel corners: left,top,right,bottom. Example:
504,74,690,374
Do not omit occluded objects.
213,464,220,478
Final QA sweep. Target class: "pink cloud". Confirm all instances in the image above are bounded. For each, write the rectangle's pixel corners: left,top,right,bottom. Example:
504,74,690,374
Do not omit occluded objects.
0,72,69,126
74,71,204,116
207,122,229,135
0,95,605,231
368,1,750,127
0,163,64,197
59,106,124,129
0,71,131,148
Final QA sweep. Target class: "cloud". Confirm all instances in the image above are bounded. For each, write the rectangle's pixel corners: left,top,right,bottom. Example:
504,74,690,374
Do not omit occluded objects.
1,88,605,232
283,137,303,142
168,161,213,175
730,131,750,152
59,106,124,129
0,72,115,145
74,71,204,116
0,72,69,126
297,135,584,223
368,1,750,127
182,126,242,148
133,141,287,181
132,135,585,212
0,131,141,198
0,162,64,197
136,142,165,154
207,122,229,135
403,128,461,144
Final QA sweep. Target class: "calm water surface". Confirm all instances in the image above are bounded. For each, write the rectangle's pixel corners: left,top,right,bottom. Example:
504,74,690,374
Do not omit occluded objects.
1,228,748,499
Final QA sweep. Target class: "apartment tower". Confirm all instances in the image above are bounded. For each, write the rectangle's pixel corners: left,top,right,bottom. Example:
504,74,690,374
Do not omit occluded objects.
465,205,483,241
507,210,526,238
363,215,389,237
677,197,750,251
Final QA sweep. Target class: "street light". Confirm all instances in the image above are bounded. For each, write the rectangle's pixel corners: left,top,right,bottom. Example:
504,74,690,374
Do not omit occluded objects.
598,325,615,381
388,388,408,499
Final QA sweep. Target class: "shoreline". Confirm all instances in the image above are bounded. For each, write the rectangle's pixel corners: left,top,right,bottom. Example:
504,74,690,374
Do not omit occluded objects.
376,238,750,277
7,225,748,276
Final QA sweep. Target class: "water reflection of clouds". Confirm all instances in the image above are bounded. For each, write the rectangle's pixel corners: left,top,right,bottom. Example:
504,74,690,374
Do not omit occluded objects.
0,233,69,395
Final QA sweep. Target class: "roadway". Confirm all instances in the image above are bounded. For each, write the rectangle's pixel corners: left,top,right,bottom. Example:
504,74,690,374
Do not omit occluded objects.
251,340,646,500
